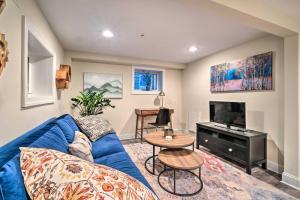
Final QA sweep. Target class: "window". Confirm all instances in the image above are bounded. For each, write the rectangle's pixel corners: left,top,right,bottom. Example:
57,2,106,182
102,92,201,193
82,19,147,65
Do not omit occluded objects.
132,67,164,94
21,16,55,108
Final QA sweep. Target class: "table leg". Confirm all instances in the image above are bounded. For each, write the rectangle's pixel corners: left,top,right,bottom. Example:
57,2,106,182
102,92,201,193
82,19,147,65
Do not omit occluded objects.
144,145,157,175
135,115,139,139
153,145,155,174
141,116,144,143
173,169,176,193
158,168,203,196
199,167,201,178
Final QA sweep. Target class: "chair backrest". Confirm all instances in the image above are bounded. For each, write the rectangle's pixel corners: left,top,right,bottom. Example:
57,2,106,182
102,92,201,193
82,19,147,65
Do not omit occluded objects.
155,108,170,125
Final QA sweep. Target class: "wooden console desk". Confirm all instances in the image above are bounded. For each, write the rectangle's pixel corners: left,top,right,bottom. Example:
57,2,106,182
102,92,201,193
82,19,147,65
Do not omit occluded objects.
135,108,174,142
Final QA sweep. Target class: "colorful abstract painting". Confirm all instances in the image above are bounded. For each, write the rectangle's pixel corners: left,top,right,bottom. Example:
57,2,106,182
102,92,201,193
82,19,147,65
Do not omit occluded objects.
210,52,272,92
84,72,123,98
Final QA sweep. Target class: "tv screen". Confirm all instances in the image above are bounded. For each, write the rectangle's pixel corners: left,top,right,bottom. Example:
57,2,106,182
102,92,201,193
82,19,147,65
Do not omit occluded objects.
209,101,246,128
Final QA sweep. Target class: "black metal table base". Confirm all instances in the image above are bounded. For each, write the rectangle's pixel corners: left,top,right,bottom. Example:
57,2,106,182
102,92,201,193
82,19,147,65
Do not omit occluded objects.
144,155,158,175
144,144,195,175
144,145,157,175
158,168,203,196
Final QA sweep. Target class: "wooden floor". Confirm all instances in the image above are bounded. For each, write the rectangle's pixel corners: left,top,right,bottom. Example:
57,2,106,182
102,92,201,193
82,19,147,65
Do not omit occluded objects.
121,138,300,199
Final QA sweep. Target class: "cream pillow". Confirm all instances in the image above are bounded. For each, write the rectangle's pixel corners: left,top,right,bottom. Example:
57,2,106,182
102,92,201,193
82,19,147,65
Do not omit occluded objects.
75,115,114,142
69,131,94,162
20,147,158,200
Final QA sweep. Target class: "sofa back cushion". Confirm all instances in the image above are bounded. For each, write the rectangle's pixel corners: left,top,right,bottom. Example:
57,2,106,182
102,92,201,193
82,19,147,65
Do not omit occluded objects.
0,124,69,200
0,118,56,168
55,114,79,143
29,125,69,152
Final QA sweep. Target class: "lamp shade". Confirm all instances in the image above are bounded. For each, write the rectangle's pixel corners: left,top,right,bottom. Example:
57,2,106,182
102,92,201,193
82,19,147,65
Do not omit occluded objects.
159,91,165,96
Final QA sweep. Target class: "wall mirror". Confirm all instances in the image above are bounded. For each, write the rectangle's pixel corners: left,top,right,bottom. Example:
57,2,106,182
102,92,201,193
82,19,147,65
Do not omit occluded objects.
21,16,55,108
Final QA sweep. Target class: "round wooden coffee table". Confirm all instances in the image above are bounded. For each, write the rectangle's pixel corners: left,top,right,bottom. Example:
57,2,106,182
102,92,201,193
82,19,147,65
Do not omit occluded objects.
144,131,195,175
158,149,204,196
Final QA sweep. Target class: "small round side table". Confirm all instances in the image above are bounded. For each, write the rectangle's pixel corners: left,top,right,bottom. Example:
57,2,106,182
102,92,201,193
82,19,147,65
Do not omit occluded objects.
144,131,195,175
157,148,204,196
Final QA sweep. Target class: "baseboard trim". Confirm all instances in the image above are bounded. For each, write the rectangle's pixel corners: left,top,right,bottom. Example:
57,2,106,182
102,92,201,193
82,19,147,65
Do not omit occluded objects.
282,172,300,190
118,133,135,140
267,160,283,174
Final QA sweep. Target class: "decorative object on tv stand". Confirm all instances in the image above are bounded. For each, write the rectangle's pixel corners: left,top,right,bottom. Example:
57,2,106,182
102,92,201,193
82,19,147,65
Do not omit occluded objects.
56,64,71,89
210,51,272,92
0,0,6,14
84,72,123,99
158,91,165,108
71,91,115,117
0,32,8,76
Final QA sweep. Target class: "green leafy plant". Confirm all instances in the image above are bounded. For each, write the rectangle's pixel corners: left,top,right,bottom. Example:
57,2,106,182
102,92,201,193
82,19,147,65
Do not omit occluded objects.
71,90,115,116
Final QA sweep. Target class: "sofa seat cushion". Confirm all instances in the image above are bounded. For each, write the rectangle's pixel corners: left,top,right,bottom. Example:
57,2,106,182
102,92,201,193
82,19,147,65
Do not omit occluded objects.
20,147,158,200
94,152,153,191
55,114,79,143
92,133,125,158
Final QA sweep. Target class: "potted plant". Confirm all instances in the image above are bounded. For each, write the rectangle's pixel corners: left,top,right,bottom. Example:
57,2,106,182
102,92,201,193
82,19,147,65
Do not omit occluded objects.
71,90,115,116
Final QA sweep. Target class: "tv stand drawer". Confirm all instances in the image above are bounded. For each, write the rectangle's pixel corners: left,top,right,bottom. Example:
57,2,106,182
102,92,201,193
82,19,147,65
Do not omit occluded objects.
214,141,247,162
198,132,247,162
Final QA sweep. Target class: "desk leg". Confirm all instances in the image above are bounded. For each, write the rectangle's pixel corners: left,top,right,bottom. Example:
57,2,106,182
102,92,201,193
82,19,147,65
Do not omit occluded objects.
170,114,173,129
153,145,155,174
141,116,144,143
135,115,139,139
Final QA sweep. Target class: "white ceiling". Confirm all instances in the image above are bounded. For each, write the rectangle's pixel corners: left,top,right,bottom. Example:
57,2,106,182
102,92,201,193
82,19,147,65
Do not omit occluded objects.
36,0,267,64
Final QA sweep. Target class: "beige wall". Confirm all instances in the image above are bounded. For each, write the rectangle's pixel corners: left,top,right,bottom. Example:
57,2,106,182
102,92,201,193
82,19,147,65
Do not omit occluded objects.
70,61,183,139
0,0,67,145
183,35,284,172
283,35,299,177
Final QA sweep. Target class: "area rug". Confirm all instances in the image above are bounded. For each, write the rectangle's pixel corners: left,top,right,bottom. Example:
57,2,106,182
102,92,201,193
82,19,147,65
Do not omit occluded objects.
124,143,296,200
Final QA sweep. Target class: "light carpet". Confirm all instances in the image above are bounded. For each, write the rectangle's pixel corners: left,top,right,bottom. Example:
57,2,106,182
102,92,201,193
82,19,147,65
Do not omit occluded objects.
124,143,296,200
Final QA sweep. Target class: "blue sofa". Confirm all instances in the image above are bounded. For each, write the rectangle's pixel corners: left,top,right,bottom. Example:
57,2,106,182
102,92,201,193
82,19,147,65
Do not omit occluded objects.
0,114,152,200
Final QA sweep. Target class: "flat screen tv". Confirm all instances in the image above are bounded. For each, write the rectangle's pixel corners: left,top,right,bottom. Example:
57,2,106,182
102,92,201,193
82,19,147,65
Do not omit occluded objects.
209,101,246,129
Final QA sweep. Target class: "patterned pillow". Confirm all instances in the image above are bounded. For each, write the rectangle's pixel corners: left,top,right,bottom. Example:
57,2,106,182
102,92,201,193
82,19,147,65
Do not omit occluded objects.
75,115,114,142
69,131,94,162
20,147,158,200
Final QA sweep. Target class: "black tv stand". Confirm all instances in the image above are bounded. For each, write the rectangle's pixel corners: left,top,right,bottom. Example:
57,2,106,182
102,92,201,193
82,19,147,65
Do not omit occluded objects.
196,122,267,174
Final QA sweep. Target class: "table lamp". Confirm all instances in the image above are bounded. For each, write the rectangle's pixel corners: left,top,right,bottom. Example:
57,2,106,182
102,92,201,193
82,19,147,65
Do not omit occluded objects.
159,91,165,108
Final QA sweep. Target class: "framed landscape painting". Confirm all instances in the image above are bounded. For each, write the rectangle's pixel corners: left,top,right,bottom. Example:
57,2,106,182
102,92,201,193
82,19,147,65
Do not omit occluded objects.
210,52,273,92
84,72,123,99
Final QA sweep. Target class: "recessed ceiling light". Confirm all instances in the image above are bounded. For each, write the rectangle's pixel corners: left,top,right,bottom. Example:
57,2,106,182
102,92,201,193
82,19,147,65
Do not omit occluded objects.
188,46,198,53
102,30,114,38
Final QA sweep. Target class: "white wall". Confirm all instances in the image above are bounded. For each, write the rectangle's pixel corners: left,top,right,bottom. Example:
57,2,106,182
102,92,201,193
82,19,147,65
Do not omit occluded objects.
30,57,53,96
0,0,67,145
70,61,183,139
183,35,284,172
